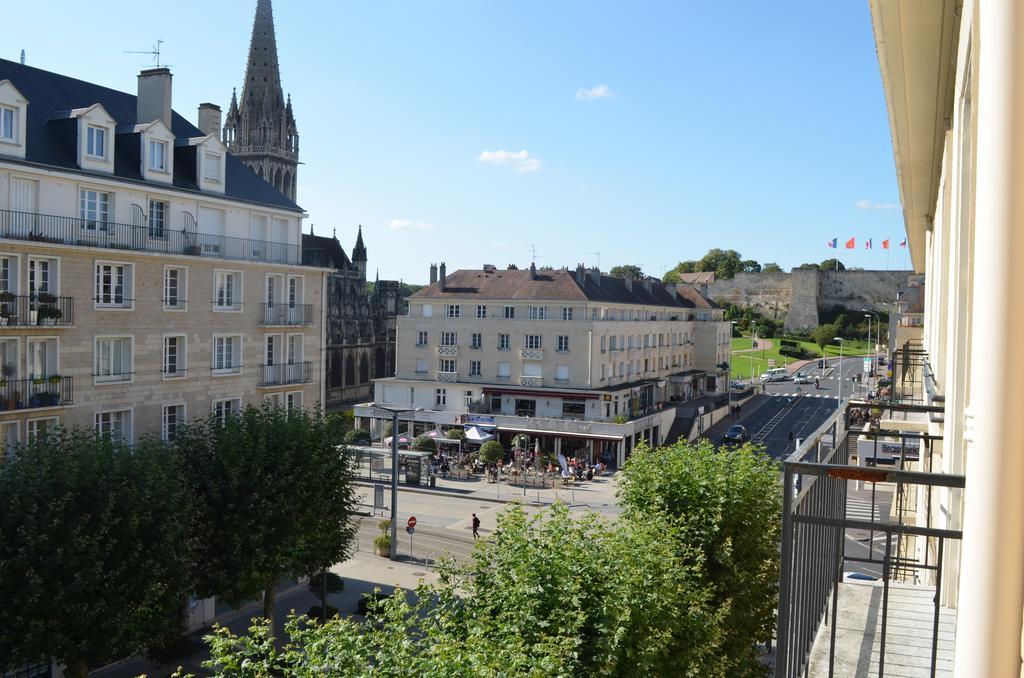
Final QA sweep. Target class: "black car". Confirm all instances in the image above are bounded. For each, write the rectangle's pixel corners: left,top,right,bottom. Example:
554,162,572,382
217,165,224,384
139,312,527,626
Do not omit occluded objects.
723,425,748,444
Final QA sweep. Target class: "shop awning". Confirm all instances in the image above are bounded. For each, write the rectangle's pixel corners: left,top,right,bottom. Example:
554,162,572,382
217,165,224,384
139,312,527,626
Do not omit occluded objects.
464,426,495,443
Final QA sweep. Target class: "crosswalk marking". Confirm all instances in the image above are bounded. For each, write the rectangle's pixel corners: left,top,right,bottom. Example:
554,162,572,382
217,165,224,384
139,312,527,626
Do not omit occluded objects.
846,496,882,522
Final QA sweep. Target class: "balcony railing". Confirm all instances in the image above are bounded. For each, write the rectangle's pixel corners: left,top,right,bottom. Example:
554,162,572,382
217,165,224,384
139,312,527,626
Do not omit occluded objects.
258,362,312,387
0,294,74,327
0,376,73,410
520,375,542,387
436,345,458,357
775,399,961,678
436,371,458,383
0,209,302,265
259,303,314,326
521,348,543,360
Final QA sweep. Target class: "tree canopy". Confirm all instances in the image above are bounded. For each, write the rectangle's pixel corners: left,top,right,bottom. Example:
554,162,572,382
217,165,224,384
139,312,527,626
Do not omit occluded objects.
0,430,194,678
663,248,749,281
478,440,504,465
819,258,846,271
608,264,645,279
762,262,783,273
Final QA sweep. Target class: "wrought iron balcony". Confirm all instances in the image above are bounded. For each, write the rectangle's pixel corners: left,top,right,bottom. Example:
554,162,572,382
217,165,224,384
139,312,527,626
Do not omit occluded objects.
0,294,74,327
436,345,458,357
521,348,543,360
775,399,961,678
520,376,542,386
436,371,458,383
0,376,73,411
257,362,313,387
259,303,314,326
0,209,302,265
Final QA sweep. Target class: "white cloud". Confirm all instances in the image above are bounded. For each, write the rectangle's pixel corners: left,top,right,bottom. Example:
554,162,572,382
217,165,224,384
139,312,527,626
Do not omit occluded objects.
575,84,614,100
388,218,432,231
855,199,899,210
478,149,542,173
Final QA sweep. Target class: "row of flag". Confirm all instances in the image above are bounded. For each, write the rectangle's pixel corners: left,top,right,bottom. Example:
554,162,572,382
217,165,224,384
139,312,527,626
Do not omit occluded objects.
827,237,906,250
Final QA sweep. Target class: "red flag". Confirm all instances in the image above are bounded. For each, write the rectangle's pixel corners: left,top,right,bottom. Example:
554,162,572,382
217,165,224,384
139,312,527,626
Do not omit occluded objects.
845,237,856,249
865,238,873,250
882,239,890,249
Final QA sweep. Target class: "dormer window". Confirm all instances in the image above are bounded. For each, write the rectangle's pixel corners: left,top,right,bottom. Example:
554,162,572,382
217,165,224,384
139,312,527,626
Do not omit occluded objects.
148,139,167,172
0,106,14,142
203,151,222,182
86,125,107,159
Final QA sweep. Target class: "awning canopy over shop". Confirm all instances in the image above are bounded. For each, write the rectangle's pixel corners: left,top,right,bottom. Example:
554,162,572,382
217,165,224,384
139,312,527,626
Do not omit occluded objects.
496,426,624,442
464,426,495,443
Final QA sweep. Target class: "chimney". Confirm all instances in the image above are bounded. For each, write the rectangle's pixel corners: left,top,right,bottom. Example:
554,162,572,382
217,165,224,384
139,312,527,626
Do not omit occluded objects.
439,262,447,291
198,103,222,138
137,68,173,128
589,267,601,285
575,263,586,285
699,282,709,297
642,277,653,293
624,276,633,292
665,283,678,299
530,262,537,280
429,263,438,285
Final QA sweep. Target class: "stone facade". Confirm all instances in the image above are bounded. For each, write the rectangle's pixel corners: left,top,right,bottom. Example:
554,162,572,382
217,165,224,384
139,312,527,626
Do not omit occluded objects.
699,269,912,331
223,0,299,201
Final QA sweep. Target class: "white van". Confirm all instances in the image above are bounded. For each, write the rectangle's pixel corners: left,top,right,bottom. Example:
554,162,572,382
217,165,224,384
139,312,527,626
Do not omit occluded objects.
760,367,789,382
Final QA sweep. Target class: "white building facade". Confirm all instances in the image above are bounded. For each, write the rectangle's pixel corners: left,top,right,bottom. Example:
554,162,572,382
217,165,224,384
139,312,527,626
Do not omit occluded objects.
355,263,729,468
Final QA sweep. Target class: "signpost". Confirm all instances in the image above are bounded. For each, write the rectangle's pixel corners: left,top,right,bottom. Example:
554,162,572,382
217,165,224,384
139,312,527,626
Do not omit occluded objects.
406,516,417,563
407,516,417,529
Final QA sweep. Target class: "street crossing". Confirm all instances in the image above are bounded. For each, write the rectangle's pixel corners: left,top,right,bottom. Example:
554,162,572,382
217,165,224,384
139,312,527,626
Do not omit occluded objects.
846,495,882,522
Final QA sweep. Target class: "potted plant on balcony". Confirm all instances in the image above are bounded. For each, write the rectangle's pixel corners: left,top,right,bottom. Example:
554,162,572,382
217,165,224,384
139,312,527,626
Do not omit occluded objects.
0,307,8,326
0,290,14,324
37,304,63,326
48,374,62,406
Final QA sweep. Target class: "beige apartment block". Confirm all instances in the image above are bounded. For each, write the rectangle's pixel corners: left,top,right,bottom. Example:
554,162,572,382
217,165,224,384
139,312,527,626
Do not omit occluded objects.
355,263,730,468
0,59,328,452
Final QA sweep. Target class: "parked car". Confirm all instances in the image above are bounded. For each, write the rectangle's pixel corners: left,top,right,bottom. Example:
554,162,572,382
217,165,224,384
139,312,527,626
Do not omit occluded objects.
723,424,748,444
730,380,746,389
793,374,811,384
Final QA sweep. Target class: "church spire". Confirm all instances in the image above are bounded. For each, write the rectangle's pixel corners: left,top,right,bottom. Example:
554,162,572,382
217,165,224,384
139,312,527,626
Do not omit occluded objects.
353,226,367,281
241,0,283,111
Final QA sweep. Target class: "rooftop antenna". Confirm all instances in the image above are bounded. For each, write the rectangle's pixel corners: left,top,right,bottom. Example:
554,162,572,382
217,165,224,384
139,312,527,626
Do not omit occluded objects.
529,244,537,266
589,251,601,271
124,39,170,68
20,50,25,65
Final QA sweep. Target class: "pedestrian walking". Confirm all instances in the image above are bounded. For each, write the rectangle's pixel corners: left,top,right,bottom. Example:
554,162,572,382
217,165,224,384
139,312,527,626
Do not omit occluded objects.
472,513,481,539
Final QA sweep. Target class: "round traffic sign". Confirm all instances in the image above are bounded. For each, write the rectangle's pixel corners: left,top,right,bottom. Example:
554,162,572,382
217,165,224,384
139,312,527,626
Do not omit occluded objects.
407,516,417,528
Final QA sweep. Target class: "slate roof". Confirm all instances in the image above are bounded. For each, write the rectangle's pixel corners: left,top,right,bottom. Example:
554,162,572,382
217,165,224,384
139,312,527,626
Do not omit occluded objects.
897,285,924,314
0,58,302,213
676,271,716,284
302,233,351,270
412,268,719,309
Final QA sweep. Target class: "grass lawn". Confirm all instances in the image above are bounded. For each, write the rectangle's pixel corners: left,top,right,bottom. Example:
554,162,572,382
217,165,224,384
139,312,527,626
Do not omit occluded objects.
728,336,876,381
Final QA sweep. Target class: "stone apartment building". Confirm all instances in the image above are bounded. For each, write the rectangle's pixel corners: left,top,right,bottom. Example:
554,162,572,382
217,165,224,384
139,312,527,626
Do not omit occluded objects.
0,59,327,477
355,263,730,468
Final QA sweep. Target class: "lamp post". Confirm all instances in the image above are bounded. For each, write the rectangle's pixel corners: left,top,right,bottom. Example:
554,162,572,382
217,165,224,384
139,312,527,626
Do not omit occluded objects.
861,308,882,385
832,337,845,411
370,404,422,560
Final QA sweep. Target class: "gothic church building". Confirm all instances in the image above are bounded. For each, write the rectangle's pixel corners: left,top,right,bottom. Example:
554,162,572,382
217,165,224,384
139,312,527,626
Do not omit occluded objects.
224,0,403,409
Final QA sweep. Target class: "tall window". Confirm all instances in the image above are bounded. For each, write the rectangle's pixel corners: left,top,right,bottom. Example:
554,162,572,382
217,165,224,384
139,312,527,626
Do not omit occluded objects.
438,359,456,373
0,256,10,293
435,388,447,406
163,267,185,309
471,333,482,349
95,409,131,444
498,333,510,350
528,306,547,320
163,335,185,378
214,271,241,310
214,335,242,374
162,404,184,441
0,106,14,141
470,360,481,377
27,417,58,443
562,307,573,320
417,331,428,346
86,126,106,158
148,199,168,237
203,151,222,181
497,361,510,378
148,139,168,171
476,305,487,318
95,263,132,308
95,337,132,383
445,304,461,318
440,332,457,346
557,336,569,352
212,398,240,424
415,358,428,373
79,189,110,231
286,392,302,411
504,306,515,319
524,335,542,350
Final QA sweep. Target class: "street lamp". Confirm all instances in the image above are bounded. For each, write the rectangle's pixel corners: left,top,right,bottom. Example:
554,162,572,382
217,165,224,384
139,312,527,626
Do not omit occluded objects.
861,308,882,382
370,404,423,560
832,337,845,410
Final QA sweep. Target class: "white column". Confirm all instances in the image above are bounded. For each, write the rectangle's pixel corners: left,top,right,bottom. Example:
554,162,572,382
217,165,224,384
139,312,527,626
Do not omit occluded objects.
954,1,1024,674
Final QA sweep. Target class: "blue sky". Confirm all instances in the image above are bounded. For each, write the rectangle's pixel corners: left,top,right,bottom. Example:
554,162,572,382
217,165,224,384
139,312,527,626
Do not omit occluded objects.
2,1,909,282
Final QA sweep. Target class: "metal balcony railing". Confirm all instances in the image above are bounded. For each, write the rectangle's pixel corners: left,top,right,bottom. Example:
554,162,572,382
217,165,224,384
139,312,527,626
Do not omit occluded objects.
775,399,961,678
259,303,314,326
0,209,302,265
0,376,73,410
257,362,312,387
0,294,74,327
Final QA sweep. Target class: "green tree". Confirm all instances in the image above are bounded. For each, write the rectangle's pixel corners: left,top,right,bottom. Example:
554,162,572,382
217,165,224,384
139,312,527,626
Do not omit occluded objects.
479,440,504,466
740,259,761,273
0,430,194,678
819,258,846,271
412,435,436,453
194,505,720,677
812,323,836,350
618,440,782,677
443,428,466,441
609,264,645,279
178,404,358,637
343,428,371,445
762,262,783,273
698,248,744,279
